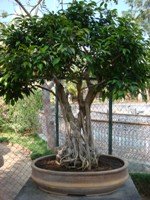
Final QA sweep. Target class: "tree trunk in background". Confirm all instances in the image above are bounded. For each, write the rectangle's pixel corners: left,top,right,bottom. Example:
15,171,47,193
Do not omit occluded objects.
42,82,55,150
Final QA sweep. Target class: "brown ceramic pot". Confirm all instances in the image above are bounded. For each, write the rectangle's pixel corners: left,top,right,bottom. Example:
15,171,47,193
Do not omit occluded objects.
31,154,128,196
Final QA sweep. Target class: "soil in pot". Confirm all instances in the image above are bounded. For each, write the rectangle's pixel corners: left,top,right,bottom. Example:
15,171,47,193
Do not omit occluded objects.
35,155,124,172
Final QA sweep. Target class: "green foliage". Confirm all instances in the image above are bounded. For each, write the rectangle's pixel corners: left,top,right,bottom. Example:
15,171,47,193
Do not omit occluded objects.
66,81,78,99
0,131,53,160
8,90,42,133
1,11,8,18
0,90,42,133
0,98,9,131
131,173,150,197
0,0,149,103
0,112,5,130
0,136,9,143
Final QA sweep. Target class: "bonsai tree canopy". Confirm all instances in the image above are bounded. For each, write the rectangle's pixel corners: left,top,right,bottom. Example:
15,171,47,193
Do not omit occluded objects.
0,1,149,170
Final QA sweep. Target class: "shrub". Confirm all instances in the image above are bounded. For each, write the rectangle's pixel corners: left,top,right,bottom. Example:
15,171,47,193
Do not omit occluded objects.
0,98,9,131
1,90,42,133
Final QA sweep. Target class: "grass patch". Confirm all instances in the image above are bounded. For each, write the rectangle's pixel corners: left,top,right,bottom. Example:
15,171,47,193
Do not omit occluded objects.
0,131,53,160
131,173,150,198
0,137,9,143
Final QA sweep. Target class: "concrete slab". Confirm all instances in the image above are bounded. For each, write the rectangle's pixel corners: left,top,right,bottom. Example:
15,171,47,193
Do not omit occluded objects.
15,177,141,200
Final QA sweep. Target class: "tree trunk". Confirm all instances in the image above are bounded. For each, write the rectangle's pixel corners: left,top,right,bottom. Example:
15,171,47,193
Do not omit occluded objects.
54,78,98,170
42,82,56,150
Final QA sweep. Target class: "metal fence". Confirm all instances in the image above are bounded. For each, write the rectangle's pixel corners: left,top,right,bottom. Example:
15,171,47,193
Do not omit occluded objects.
58,102,150,173
0,98,150,200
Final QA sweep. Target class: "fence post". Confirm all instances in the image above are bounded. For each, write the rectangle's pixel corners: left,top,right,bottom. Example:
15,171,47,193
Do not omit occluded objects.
108,90,113,155
55,85,59,147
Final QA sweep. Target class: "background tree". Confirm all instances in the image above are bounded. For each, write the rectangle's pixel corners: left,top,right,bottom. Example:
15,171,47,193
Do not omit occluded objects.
123,0,150,36
0,1,149,170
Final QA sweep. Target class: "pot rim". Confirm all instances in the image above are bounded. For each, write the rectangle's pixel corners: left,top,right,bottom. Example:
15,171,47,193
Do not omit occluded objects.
32,154,128,176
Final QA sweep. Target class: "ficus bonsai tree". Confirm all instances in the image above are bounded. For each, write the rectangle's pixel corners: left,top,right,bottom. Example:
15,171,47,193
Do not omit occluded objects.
0,1,149,170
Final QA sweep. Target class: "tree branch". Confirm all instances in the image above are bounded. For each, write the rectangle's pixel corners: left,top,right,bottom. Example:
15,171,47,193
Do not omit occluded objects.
53,77,76,123
35,84,57,97
77,81,84,107
85,85,99,107
30,0,43,15
14,0,31,17
111,53,122,65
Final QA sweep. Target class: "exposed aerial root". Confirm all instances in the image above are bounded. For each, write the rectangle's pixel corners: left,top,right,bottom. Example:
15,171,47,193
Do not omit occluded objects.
56,138,98,170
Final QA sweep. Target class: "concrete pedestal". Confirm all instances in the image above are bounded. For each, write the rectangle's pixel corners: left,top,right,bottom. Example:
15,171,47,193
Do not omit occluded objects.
15,177,141,200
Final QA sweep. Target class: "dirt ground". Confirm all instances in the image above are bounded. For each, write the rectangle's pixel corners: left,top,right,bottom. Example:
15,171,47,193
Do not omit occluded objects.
0,143,31,200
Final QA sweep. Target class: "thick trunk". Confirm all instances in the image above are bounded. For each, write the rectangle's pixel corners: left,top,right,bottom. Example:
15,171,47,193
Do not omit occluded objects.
54,78,98,170
57,106,98,170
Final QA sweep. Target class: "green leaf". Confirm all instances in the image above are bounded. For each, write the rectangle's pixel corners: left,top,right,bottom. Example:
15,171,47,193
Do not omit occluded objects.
52,58,60,66
38,63,43,71
40,46,49,53
70,47,75,55
100,2,104,7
